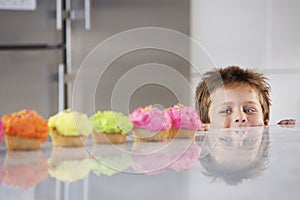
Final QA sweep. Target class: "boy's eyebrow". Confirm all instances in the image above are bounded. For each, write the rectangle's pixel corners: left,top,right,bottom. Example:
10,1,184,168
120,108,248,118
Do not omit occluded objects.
217,102,233,108
243,101,261,105
217,101,260,108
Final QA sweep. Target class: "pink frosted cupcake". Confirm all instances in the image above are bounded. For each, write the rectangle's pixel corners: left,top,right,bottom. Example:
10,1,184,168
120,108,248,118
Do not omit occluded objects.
168,143,201,171
166,103,202,139
129,105,171,142
131,141,171,174
0,120,3,143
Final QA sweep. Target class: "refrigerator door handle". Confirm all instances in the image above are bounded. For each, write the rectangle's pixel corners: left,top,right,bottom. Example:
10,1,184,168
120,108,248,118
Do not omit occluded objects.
84,0,91,30
58,64,65,112
56,0,62,30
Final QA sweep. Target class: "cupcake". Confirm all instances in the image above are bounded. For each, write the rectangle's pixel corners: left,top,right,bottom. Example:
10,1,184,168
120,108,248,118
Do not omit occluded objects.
91,144,132,176
131,141,171,175
168,142,201,172
48,109,92,147
129,105,171,142
48,147,91,182
0,165,3,185
2,109,49,150
2,151,48,189
89,111,133,144
0,120,4,143
166,103,202,139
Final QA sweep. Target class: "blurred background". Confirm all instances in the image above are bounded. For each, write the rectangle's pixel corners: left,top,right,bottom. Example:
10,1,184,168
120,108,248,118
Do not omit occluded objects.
0,1,300,199
0,0,299,125
191,0,300,124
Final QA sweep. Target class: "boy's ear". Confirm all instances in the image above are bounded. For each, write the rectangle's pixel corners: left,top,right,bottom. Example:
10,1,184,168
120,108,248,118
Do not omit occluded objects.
264,119,269,125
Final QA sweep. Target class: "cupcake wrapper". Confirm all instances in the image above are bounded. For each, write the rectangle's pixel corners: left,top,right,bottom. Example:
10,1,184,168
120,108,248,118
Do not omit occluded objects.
92,132,126,144
168,128,196,139
133,129,168,142
5,135,41,150
51,134,87,147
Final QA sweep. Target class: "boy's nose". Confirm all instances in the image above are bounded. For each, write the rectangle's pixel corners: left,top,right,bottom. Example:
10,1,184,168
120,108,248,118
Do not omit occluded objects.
232,113,248,127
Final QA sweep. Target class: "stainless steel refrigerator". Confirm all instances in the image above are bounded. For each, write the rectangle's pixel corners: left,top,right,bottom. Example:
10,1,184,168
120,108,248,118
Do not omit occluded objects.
0,0,190,119
0,0,190,199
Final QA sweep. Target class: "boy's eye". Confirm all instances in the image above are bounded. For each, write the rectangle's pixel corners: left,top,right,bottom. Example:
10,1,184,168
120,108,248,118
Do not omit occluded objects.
219,137,232,145
243,138,257,145
244,108,254,113
220,109,231,114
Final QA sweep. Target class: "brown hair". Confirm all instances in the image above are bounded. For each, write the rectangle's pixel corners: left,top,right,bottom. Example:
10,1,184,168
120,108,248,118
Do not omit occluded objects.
195,66,271,123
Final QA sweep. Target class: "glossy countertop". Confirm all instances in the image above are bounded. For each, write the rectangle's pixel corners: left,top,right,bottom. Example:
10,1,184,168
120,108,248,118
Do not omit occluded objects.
0,125,300,200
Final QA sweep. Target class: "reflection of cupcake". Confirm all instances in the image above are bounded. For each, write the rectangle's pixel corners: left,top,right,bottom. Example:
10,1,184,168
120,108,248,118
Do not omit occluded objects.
0,165,3,185
48,147,91,182
90,111,133,144
129,105,171,142
2,151,48,189
166,104,202,139
2,109,49,150
168,143,201,171
91,144,132,176
131,142,171,175
48,109,92,147
0,120,4,143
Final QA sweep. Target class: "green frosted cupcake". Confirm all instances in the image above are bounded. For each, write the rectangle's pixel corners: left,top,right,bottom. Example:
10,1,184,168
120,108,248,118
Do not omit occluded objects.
89,111,133,144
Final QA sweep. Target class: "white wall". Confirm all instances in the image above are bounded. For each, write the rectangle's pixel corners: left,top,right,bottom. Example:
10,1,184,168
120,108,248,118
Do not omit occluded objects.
191,0,300,125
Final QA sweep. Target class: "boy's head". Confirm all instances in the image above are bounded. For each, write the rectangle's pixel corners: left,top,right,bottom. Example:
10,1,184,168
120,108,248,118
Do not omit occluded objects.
195,66,271,128
199,126,270,185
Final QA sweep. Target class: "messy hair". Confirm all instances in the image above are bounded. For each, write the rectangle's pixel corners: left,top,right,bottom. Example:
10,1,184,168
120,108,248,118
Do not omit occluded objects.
195,66,271,123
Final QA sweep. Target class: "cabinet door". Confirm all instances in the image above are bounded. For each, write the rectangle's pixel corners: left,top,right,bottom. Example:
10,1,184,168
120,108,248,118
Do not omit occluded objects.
0,0,62,45
69,0,191,115
0,50,62,118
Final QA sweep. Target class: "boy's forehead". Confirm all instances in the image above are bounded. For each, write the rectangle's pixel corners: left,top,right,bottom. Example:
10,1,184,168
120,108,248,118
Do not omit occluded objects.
210,85,260,103
224,82,254,90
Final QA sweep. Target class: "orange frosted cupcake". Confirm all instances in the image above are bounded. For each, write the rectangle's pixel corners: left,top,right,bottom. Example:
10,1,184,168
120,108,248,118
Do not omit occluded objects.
2,151,48,189
2,109,49,150
129,105,171,142
166,104,202,139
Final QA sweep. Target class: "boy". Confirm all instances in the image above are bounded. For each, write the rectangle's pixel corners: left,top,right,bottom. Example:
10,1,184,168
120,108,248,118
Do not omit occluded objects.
195,66,296,130
199,126,270,185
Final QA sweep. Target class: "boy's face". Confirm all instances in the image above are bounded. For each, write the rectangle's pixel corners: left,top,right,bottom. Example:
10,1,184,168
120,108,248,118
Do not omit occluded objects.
208,86,266,129
208,127,264,169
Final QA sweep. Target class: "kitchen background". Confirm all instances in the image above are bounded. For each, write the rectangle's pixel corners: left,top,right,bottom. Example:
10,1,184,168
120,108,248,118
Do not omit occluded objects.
0,0,299,199
0,0,299,124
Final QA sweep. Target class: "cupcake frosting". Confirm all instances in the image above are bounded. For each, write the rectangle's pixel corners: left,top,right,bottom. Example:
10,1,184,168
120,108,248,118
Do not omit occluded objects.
48,159,91,182
166,103,202,131
168,143,201,171
48,109,92,136
1,109,49,142
90,111,133,134
91,154,132,176
0,120,3,143
129,105,171,132
3,151,48,189
0,166,3,185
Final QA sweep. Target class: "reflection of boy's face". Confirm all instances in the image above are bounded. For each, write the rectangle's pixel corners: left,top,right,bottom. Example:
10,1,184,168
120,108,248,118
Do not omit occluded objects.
208,86,265,129
209,127,263,169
